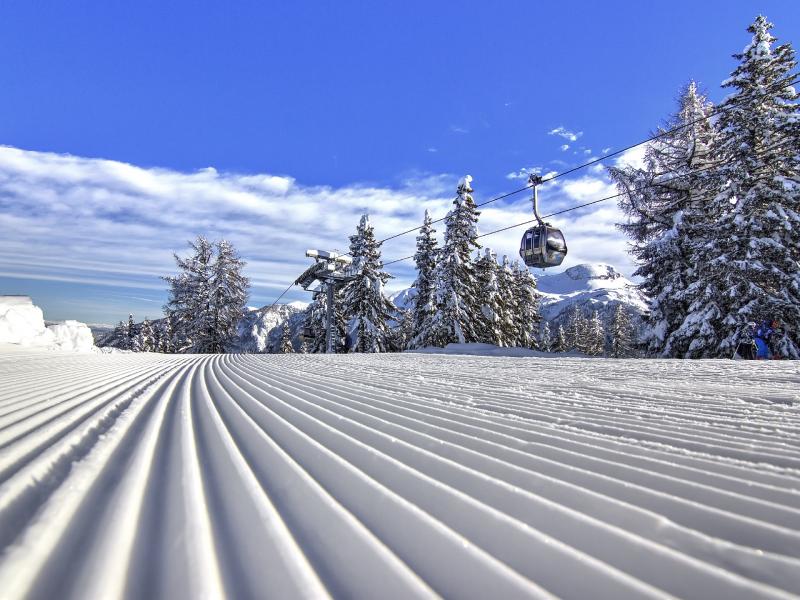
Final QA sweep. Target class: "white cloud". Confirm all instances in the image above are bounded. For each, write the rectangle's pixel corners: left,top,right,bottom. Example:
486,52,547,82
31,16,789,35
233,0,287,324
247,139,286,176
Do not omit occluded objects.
548,126,583,142
0,146,455,309
505,166,541,181
0,145,639,318
560,144,570,152
450,126,469,134
426,147,438,153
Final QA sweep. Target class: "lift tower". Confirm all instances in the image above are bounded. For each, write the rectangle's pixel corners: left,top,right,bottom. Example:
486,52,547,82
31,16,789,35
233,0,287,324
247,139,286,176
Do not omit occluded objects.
295,250,359,353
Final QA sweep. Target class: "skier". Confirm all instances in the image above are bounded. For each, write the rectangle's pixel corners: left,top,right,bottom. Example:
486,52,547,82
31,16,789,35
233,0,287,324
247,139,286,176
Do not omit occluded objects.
734,322,758,360
753,319,779,360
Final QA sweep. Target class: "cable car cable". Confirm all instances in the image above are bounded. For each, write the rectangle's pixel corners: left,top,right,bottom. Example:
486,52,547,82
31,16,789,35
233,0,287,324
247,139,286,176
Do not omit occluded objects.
382,138,790,267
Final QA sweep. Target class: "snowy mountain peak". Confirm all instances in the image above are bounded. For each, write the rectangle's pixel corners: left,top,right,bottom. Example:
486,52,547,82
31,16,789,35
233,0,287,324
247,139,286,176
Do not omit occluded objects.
565,263,622,282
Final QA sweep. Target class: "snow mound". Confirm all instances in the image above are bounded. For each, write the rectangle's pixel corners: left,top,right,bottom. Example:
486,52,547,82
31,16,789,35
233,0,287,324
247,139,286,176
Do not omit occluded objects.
47,320,96,352
0,296,55,346
0,296,96,352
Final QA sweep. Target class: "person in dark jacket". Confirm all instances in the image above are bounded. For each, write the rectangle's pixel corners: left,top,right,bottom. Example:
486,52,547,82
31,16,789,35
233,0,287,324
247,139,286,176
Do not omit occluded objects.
754,319,779,360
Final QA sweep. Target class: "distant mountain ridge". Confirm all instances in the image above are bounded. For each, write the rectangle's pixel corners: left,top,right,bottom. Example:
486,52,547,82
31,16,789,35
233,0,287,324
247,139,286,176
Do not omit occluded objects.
389,263,648,327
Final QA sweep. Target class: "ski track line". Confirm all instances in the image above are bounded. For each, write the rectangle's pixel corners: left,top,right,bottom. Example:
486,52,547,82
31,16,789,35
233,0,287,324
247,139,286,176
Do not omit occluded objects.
0,351,798,599
224,356,800,598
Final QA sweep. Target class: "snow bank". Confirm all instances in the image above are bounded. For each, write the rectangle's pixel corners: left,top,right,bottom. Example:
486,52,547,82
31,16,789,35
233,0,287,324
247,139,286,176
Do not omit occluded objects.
47,320,96,352
0,296,55,346
0,296,95,352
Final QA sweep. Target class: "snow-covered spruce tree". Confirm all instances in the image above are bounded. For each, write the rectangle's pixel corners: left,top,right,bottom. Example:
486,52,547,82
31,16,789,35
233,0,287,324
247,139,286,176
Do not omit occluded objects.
408,210,439,349
279,321,295,353
689,16,800,358
554,324,567,353
159,318,174,353
164,237,249,353
586,311,605,356
428,176,482,346
495,256,519,347
163,236,214,352
540,321,552,352
565,306,587,352
342,215,396,353
474,248,502,345
609,81,717,357
207,240,250,353
137,318,155,352
609,303,634,358
125,313,136,351
512,259,540,349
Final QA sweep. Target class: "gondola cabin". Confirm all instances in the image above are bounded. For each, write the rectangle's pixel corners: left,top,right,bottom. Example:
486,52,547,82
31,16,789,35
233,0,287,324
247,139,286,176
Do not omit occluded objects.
519,224,567,268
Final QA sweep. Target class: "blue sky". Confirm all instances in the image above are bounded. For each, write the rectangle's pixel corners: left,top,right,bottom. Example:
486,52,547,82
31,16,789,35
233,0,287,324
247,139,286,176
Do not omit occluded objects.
1,1,798,324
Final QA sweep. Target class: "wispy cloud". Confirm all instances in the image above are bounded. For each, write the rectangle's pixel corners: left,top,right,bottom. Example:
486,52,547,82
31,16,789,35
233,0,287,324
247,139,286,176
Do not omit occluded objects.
450,125,469,134
426,147,438,153
560,144,570,152
505,166,541,181
548,126,583,142
0,146,455,308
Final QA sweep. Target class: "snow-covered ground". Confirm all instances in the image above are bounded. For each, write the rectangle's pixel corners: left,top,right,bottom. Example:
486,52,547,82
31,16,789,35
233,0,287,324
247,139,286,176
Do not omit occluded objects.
0,351,798,599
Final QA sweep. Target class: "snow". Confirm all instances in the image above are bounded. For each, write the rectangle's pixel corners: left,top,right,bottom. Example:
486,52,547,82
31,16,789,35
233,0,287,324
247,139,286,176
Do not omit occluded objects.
536,263,649,323
0,296,96,352
0,350,798,598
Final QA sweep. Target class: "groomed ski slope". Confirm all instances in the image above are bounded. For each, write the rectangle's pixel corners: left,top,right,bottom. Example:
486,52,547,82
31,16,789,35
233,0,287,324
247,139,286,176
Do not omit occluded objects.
0,351,799,599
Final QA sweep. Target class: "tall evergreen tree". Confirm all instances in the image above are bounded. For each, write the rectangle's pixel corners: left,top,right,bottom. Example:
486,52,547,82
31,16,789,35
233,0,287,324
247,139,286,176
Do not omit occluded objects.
554,324,567,353
163,237,249,353
279,321,295,353
610,304,634,358
342,215,396,352
125,313,136,351
512,259,541,349
565,306,588,352
687,16,800,358
495,255,518,347
474,248,502,344
208,240,250,353
164,236,214,352
159,317,174,353
540,321,552,353
136,318,154,352
609,81,716,357
586,311,605,356
409,210,439,349
428,176,482,346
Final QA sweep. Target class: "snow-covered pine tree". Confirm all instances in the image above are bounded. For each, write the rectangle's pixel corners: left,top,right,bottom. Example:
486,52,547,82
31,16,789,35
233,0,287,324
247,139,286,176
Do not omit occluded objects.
610,303,634,358
342,215,396,352
512,259,540,349
163,236,214,352
474,248,502,345
428,176,482,346
207,240,250,353
554,324,567,353
279,321,295,353
586,311,605,356
136,318,154,352
125,313,136,351
540,321,552,353
408,210,439,349
689,16,800,358
159,317,174,353
565,306,587,352
495,256,519,347
609,81,716,357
